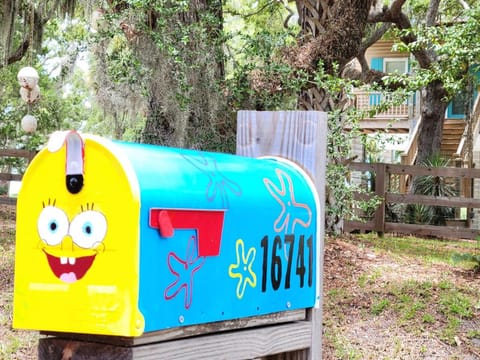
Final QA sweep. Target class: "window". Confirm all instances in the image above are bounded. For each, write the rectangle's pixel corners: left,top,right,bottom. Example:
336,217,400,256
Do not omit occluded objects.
369,57,409,106
384,58,408,74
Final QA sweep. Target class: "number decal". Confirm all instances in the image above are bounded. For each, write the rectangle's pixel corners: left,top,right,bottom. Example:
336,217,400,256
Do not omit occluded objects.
284,235,294,289
271,236,282,290
307,235,313,287
296,235,306,288
261,236,268,292
260,234,313,292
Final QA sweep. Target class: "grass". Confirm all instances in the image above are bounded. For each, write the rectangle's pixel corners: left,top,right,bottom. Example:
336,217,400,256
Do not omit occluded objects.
356,232,480,268
324,233,480,358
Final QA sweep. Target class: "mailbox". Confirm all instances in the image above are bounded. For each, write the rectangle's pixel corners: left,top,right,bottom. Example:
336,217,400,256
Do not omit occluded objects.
13,131,320,337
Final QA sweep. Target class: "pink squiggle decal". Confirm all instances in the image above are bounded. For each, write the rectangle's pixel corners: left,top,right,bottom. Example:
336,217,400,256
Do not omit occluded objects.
183,153,242,208
164,236,205,309
264,168,312,234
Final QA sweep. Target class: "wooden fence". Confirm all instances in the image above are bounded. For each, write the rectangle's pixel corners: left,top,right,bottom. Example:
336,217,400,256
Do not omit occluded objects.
0,149,36,205
344,162,480,240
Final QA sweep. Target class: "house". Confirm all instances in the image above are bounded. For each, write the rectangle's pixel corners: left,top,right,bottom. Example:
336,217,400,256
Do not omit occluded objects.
350,39,478,166
349,39,480,229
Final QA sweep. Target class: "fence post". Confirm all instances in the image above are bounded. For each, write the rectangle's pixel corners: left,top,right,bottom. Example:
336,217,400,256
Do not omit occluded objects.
373,163,386,236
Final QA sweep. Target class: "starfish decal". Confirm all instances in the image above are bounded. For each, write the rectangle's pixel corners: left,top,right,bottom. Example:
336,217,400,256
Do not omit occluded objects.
228,239,257,299
164,235,205,309
183,153,242,207
264,168,312,234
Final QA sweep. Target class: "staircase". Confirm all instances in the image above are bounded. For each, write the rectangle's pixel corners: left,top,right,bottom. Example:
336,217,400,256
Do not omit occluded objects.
399,118,467,193
441,119,465,157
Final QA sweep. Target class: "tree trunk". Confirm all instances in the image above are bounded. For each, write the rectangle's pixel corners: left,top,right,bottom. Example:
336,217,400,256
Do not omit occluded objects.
295,0,373,110
416,80,448,165
295,0,374,234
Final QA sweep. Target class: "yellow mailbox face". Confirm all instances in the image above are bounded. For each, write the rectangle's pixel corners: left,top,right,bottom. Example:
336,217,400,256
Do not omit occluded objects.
13,132,144,336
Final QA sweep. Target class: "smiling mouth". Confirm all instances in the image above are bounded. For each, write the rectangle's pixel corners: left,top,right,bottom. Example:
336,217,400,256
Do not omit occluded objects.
43,250,96,283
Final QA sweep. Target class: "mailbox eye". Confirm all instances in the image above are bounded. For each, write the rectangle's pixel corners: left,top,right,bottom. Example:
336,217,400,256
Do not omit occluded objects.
70,211,107,249
37,206,69,246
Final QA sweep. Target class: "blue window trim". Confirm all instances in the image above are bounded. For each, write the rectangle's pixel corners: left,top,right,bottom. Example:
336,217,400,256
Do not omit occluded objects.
447,90,478,119
369,57,383,106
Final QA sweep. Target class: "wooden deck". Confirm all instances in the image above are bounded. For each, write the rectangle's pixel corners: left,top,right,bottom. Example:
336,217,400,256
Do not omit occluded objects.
348,91,417,133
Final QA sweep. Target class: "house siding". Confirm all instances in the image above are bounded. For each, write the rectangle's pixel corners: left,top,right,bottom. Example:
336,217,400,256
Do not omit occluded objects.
365,40,409,67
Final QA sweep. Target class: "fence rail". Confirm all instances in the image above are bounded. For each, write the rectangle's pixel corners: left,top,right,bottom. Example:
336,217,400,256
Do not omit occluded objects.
344,162,480,240
0,149,36,205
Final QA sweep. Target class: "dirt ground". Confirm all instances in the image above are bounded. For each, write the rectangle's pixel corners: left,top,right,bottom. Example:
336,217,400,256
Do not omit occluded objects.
322,235,480,359
1,201,480,359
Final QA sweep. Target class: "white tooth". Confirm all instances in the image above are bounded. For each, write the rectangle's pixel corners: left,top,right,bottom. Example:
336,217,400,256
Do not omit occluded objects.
68,257,76,265
60,257,68,265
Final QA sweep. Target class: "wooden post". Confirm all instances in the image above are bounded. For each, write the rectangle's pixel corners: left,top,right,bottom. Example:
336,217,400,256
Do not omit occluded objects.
237,110,327,360
373,163,386,237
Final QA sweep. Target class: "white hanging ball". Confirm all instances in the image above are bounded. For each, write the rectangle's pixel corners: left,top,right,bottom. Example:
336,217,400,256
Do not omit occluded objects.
17,66,39,89
21,114,37,133
91,8,105,32
19,85,40,104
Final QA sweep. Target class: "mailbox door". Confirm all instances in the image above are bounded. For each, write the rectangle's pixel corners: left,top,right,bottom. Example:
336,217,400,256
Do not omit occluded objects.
13,135,144,336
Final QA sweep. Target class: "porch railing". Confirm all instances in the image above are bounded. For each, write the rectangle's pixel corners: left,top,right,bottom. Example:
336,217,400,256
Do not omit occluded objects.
353,91,415,119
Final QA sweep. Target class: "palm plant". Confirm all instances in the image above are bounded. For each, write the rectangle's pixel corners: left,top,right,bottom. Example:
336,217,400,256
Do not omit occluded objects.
409,153,457,225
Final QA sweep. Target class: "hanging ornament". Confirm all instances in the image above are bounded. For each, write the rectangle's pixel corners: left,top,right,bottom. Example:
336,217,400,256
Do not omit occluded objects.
19,85,40,104
91,8,105,32
17,66,39,90
21,114,37,133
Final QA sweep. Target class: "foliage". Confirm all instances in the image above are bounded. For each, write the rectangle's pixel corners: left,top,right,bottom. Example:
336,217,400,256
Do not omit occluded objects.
387,154,457,225
413,154,456,225
225,29,307,110
414,154,457,197
392,8,480,98
316,65,390,230
90,1,231,150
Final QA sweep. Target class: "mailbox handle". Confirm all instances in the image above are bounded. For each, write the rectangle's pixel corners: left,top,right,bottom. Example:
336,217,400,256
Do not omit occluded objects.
65,131,84,194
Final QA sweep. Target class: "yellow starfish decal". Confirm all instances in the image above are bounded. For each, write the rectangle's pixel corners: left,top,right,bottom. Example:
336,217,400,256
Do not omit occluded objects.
228,239,257,299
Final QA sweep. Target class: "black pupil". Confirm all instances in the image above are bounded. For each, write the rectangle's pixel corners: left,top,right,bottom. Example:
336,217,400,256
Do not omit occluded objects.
50,222,57,231
85,226,92,234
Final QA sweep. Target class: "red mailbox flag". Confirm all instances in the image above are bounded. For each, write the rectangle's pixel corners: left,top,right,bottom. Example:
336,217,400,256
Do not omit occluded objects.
149,209,225,257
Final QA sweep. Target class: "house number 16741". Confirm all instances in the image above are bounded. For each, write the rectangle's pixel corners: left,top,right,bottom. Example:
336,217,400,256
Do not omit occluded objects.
260,234,313,292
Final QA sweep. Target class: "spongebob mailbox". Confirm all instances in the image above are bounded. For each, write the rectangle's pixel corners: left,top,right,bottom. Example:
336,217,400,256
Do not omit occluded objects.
13,130,320,337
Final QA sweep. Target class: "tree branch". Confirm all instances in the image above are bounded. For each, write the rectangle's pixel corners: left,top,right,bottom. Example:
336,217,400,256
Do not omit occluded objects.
360,23,393,53
390,0,408,18
426,0,441,27
368,1,433,69
224,1,277,18
5,39,30,66
280,1,295,29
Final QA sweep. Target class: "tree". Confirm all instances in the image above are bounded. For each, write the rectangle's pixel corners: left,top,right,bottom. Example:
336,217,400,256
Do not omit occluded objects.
1,0,75,68
92,0,233,151
292,0,480,165
237,0,478,231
